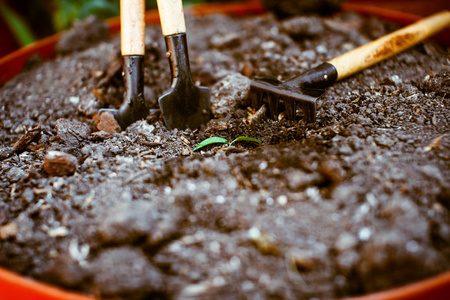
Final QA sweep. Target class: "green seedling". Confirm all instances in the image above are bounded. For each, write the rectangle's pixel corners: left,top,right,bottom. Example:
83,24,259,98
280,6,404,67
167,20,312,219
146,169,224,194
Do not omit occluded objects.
194,136,262,151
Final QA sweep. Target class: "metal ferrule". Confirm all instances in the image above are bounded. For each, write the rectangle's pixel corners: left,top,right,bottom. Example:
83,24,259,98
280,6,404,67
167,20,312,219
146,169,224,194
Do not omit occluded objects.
286,62,338,89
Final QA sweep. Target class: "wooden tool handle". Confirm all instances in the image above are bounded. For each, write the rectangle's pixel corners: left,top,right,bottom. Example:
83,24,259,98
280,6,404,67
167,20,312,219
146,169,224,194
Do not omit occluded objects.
329,10,450,81
156,0,186,36
121,0,145,56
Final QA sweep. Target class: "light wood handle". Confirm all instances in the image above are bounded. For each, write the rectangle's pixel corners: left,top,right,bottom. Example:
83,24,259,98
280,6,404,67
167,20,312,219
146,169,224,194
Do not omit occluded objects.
121,0,145,55
156,0,186,36
329,10,450,81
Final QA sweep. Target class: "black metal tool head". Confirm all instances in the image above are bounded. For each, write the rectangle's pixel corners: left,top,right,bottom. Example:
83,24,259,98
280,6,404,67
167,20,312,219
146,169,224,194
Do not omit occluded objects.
250,78,324,123
249,62,338,123
158,33,210,130
98,55,149,130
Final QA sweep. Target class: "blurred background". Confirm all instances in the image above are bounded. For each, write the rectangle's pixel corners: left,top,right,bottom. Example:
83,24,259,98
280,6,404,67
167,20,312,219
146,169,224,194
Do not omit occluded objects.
0,0,448,58
0,0,224,57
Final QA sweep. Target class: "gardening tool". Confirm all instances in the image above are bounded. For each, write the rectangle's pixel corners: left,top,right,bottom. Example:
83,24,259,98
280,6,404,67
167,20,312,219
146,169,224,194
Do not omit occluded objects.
156,0,211,130
98,0,148,129
250,10,450,123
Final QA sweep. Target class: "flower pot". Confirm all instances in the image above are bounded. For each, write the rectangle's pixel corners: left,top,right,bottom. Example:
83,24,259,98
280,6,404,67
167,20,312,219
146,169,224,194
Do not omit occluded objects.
0,1,449,299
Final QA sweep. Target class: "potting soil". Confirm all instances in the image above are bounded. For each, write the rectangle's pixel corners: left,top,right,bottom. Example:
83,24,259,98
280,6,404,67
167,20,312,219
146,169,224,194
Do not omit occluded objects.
0,10,449,300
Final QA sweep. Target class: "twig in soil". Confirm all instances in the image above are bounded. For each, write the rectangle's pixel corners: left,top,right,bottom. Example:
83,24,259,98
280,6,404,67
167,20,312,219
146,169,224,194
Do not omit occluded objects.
247,105,267,125
139,141,163,148
12,124,41,152
179,135,190,146
424,135,445,152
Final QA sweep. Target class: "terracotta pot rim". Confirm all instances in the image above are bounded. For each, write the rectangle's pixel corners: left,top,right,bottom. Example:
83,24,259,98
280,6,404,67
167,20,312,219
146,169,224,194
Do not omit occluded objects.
1,1,449,299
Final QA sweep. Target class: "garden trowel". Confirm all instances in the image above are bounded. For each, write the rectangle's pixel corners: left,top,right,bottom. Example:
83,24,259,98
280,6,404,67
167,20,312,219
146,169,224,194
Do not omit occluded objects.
98,0,148,129
156,0,211,130
250,10,450,122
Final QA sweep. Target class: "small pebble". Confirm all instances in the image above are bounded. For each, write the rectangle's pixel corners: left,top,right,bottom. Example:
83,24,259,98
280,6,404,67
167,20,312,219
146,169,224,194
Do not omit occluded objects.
406,240,420,253
215,195,226,204
242,280,255,291
96,111,121,134
181,148,191,156
302,50,316,61
6,167,25,182
48,227,69,237
43,151,77,176
78,94,100,116
259,161,268,170
68,96,80,105
0,223,18,239
358,227,372,241
277,195,288,206
390,75,402,85
210,32,240,49
335,233,357,251
316,45,327,54
248,227,261,239
281,16,325,36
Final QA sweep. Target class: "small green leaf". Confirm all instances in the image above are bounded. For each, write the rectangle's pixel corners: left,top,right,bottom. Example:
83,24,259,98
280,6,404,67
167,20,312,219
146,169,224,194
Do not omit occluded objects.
193,137,229,151
79,0,120,20
230,136,262,146
53,0,79,31
0,1,35,46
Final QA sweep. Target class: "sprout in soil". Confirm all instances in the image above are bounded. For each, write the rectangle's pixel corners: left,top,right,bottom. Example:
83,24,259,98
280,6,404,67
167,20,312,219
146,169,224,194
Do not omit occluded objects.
193,136,262,151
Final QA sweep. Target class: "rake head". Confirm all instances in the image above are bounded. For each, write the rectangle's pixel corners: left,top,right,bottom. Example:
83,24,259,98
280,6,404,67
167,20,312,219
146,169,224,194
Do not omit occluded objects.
249,78,325,123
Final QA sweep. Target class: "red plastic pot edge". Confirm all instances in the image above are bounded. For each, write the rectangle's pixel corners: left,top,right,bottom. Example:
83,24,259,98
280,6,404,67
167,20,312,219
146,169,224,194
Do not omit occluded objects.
0,1,449,299
346,0,450,18
343,271,450,300
1,266,449,300
0,33,60,87
341,2,450,46
0,267,98,300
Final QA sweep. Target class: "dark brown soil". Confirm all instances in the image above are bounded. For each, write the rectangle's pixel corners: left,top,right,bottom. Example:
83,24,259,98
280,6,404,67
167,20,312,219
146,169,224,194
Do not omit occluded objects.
1,9,449,300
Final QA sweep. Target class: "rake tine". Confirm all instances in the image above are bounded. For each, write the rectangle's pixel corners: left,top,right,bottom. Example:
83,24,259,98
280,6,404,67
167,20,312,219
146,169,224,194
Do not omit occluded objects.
250,78,323,123
267,93,279,119
298,101,316,123
250,86,263,109
284,98,297,121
